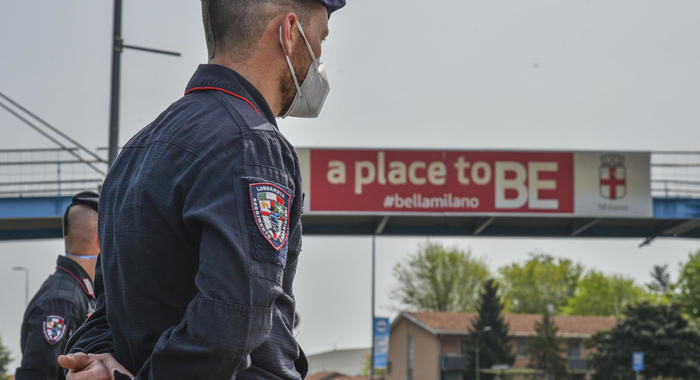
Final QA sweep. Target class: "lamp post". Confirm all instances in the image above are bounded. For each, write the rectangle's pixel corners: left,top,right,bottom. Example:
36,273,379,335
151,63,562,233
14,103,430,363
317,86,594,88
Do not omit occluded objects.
12,266,29,306
370,234,376,380
475,326,491,380
108,0,181,166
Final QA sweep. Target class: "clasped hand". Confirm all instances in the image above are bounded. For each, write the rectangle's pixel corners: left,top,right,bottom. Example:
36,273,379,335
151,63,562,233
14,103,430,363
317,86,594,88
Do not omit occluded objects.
58,352,134,380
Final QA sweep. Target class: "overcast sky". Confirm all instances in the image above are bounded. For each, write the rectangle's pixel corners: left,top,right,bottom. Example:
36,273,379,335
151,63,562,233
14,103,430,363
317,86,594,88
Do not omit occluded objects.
1,0,700,372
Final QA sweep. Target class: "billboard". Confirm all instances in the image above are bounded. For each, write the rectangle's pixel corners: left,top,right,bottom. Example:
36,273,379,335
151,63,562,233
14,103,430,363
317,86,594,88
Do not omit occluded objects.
373,317,390,371
299,149,651,218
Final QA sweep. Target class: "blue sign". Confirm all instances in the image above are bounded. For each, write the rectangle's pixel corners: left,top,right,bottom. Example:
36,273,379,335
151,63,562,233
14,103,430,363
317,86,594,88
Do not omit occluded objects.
373,317,390,370
633,352,644,372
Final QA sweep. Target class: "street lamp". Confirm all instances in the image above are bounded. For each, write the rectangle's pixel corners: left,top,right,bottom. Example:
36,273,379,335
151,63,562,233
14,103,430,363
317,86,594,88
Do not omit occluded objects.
475,326,491,380
108,0,181,166
12,266,29,307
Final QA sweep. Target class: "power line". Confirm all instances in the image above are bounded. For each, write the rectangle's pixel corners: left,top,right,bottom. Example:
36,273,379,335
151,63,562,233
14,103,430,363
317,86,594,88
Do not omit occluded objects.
0,100,106,176
0,91,105,164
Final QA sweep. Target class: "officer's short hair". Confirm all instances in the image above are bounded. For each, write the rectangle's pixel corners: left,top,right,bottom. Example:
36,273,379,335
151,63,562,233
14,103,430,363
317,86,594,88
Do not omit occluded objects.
63,191,99,237
201,0,318,61
64,205,98,249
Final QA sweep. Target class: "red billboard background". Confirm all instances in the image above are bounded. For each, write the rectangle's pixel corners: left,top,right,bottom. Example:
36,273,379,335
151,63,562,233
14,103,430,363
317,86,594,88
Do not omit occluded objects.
309,150,575,214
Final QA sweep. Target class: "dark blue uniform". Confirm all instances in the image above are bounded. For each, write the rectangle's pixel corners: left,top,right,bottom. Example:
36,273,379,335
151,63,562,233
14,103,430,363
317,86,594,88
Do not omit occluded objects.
16,256,95,380
66,64,307,380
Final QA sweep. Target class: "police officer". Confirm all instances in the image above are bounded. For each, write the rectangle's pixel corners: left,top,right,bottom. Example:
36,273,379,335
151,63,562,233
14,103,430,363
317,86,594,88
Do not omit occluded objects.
15,191,99,380
59,1,344,379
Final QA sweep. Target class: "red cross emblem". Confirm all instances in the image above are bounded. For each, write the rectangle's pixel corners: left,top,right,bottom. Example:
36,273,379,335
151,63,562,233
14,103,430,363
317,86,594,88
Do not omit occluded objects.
599,154,627,200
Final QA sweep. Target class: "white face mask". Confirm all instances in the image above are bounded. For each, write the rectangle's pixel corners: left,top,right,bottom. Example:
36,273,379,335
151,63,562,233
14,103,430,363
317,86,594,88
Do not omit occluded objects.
279,22,330,118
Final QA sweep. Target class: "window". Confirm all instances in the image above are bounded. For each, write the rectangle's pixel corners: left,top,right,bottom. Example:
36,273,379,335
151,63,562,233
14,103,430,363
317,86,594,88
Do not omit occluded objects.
443,372,463,380
516,339,529,357
567,341,582,358
460,338,471,355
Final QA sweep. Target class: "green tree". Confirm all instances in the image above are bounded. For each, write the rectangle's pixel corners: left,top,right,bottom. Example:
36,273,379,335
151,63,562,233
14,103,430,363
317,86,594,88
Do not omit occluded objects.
360,353,386,377
586,302,700,380
677,250,700,319
392,242,489,312
499,254,584,314
648,264,673,293
645,264,676,306
563,271,647,316
528,310,569,380
465,279,515,380
0,335,11,380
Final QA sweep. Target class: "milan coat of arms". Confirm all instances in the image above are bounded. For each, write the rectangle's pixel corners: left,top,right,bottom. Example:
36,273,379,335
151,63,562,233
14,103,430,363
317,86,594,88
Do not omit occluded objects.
599,154,627,200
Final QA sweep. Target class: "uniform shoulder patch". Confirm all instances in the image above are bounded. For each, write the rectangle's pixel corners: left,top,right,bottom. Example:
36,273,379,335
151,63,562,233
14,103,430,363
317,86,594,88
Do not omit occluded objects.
250,182,291,251
42,315,67,345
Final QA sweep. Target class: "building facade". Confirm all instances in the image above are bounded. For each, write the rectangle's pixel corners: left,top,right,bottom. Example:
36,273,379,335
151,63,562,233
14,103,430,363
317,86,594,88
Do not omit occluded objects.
306,347,370,376
386,312,616,380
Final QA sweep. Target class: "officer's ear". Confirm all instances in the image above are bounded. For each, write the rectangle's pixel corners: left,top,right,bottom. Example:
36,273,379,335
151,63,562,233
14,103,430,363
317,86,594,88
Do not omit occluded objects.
279,13,300,56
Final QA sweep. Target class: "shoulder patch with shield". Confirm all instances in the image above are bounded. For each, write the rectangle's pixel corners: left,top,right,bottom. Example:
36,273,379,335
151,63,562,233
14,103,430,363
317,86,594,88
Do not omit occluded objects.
42,315,67,345
249,182,291,251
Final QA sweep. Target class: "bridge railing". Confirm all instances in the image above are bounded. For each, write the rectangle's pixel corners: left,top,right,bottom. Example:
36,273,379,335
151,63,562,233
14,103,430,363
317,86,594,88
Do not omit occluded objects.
0,148,106,197
0,149,698,199
651,151,700,198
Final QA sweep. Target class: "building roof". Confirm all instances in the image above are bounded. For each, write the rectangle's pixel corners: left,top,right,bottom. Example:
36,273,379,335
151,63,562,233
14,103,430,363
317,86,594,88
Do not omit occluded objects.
306,371,345,380
400,311,617,338
306,372,369,380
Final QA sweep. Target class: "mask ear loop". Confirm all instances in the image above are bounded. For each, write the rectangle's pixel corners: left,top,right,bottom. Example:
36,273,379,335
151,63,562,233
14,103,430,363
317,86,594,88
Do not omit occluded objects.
280,26,302,92
295,22,317,61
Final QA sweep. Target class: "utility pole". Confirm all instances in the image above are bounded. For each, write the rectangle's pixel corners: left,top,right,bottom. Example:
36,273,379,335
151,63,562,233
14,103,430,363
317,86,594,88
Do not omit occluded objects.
370,218,388,380
13,266,29,306
370,234,376,380
475,326,491,380
108,0,122,167
475,335,479,380
108,0,181,167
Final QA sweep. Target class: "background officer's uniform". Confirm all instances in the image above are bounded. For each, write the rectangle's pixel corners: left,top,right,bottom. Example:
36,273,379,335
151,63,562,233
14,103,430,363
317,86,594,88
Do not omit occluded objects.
16,256,95,380
67,64,308,380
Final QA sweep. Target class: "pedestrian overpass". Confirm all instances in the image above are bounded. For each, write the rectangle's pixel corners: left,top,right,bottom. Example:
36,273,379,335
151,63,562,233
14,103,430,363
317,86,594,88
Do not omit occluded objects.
1,148,699,246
